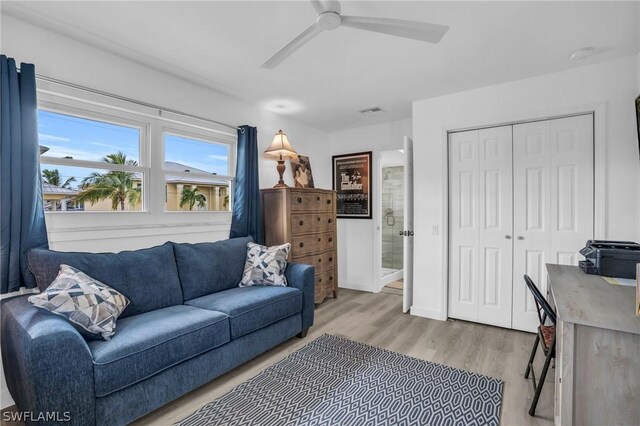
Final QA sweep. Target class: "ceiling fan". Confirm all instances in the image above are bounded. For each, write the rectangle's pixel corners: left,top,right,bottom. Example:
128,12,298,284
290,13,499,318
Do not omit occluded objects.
261,0,449,69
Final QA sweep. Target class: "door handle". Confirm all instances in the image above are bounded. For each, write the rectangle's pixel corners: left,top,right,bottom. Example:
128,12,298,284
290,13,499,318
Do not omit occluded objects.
517,236,524,240
505,235,512,239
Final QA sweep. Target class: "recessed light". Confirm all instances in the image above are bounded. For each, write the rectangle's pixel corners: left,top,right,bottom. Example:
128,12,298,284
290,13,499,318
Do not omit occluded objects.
570,47,595,61
261,99,304,114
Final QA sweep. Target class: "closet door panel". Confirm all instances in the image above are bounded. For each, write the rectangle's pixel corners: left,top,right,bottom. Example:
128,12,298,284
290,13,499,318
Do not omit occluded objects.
513,121,552,332
448,130,480,321
477,126,513,328
449,126,513,326
549,115,594,265
512,115,594,332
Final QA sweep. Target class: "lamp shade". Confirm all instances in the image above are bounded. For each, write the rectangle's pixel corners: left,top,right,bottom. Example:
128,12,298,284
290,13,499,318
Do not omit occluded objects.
264,130,297,160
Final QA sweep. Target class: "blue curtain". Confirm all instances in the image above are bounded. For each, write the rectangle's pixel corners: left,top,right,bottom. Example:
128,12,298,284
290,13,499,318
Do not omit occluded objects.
1,55,49,294
230,125,264,245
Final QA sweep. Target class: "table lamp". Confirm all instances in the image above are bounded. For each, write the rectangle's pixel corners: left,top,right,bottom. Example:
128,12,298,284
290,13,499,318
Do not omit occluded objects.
264,129,297,188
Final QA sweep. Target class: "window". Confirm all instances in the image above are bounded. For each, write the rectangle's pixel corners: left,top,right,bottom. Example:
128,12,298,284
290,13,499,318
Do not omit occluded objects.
164,132,232,212
37,90,236,220
38,110,140,162
41,165,143,212
38,109,145,212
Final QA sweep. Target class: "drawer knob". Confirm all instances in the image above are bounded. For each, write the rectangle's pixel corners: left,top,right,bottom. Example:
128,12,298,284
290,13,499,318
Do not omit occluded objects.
316,196,321,201
329,257,333,262
326,199,331,204
319,278,322,283
329,276,333,281
317,217,321,222
328,218,333,224
317,237,321,242
318,258,322,263
297,197,302,203
328,237,333,243
299,242,304,248
299,220,304,226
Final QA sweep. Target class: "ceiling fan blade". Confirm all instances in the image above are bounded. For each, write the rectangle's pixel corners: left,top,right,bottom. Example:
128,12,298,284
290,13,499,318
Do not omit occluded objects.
261,22,323,69
310,0,341,15
340,16,449,43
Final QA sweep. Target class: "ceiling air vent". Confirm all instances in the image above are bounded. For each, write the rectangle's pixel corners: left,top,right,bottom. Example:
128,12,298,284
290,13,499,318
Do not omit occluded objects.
358,106,385,115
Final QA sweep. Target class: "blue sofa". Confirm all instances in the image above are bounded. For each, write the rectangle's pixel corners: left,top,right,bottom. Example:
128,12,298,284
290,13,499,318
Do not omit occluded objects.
1,236,315,425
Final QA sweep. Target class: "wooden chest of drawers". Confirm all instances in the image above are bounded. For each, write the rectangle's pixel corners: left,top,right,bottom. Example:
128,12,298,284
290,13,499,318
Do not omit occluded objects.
261,188,338,304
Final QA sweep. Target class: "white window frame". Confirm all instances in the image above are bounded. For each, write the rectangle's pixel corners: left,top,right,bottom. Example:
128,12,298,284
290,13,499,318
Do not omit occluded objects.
36,83,237,233
38,100,150,213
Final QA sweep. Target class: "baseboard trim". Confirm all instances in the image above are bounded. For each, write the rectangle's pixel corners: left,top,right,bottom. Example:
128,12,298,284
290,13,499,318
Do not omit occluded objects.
338,282,374,293
410,305,447,321
380,270,403,287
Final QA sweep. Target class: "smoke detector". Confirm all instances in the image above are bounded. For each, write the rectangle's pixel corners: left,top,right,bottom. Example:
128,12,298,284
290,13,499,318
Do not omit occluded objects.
570,47,595,61
359,106,385,115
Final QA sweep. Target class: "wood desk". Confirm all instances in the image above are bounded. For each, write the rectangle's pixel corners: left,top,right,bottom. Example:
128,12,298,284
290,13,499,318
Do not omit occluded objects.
546,264,640,426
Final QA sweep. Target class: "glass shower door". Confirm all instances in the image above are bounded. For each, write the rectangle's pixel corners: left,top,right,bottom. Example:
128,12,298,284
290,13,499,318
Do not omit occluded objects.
381,166,404,278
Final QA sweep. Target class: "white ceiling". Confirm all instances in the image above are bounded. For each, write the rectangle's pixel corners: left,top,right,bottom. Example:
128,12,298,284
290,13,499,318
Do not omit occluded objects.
2,1,639,131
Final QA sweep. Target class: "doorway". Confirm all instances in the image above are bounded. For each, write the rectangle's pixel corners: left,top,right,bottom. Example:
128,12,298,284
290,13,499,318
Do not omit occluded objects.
379,149,405,294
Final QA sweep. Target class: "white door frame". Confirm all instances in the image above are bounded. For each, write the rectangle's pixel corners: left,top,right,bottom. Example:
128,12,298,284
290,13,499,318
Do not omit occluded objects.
442,105,606,322
403,136,414,313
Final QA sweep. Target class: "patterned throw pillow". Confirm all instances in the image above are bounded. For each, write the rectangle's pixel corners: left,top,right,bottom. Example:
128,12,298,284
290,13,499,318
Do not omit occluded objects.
28,264,130,340
239,242,291,287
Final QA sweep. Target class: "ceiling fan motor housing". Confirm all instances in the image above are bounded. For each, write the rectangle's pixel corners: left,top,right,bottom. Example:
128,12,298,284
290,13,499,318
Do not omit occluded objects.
317,12,342,30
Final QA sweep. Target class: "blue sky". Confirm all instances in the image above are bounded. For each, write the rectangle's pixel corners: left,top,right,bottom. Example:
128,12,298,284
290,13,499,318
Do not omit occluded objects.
38,110,229,189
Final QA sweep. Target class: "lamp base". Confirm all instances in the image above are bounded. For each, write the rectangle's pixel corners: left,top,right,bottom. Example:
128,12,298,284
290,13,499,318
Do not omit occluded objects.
273,160,288,188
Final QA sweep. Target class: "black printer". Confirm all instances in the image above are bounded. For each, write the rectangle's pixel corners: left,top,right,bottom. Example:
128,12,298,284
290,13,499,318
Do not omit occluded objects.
579,240,640,279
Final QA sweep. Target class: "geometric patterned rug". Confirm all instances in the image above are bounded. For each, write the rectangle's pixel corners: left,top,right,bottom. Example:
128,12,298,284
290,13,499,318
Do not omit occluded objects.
176,334,503,426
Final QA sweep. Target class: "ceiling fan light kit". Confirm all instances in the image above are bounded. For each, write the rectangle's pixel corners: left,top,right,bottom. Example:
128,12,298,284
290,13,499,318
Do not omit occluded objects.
261,0,449,69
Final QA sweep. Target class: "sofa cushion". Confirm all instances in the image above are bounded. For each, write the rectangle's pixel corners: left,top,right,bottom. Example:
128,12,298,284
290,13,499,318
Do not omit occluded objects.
28,265,130,340
185,286,302,339
173,236,253,301
26,242,182,318
88,305,229,397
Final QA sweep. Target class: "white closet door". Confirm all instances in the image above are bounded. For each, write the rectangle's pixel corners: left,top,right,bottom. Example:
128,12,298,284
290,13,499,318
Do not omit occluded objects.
477,127,513,327
512,115,594,332
449,126,513,326
449,130,479,321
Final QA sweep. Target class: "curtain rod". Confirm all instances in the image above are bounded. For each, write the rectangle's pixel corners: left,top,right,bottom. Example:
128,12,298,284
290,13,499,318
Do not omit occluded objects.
32,73,242,132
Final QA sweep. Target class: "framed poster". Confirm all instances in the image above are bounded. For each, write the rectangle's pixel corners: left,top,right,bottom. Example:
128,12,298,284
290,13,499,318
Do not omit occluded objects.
332,151,372,219
290,155,315,188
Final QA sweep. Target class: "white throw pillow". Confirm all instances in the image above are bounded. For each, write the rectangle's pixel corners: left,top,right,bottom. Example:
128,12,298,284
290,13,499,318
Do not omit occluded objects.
239,242,291,287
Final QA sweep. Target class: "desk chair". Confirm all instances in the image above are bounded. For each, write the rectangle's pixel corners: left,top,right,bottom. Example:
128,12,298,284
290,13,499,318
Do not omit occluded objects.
523,274,557,417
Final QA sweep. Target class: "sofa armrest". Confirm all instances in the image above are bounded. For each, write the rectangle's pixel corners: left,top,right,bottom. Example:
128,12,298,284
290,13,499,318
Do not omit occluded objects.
1,296,96,425
285,262,315,331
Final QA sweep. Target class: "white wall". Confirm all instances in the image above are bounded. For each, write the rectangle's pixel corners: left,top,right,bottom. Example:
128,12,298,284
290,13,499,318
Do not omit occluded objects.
0,15,329,409
412,54,640,321
309,119,412,292
1,15,329,252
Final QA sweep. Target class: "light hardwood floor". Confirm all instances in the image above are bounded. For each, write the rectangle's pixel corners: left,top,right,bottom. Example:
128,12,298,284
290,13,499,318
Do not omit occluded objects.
1,289,554,425
136,289,554,425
